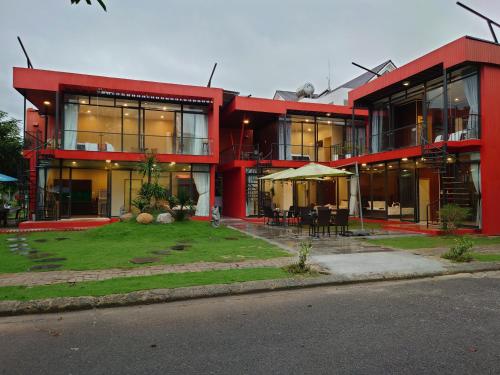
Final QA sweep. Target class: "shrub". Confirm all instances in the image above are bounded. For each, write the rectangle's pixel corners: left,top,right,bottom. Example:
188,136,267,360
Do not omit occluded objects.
286,240,312,274
442,237,474,262
167,192,194,221
131,196,149,213
440,204,470,232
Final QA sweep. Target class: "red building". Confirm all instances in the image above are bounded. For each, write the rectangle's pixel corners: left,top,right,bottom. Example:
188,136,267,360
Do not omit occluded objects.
13,36,500,234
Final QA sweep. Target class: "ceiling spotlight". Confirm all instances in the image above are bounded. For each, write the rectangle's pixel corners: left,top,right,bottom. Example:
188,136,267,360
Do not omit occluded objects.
170,161,176,166
326,113,331,116
123,103,128,107
402,81,410,87
447,157,453,162
402,157,408,161
389,165,393,168
305,119,310,122
114,163,119,166
80,100,87,104
243,119,250,125
105,159,111,163
43,101,51,105
153,164,157,167
124,113,129,116
72,161,76,165
86,110,91,113
307,128,312,132
361,163,367,167
162,107,167,110
160,115,164,119
454,97,460,102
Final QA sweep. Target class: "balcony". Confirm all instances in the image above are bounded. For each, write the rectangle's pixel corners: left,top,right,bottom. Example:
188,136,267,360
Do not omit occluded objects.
370,115,479,153
24,130,213,156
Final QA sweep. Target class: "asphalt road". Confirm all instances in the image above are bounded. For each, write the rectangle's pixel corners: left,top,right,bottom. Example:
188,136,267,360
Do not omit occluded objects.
1,272,499,375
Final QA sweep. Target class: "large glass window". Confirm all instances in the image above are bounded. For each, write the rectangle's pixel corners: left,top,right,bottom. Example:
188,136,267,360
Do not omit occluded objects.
63,94,209,155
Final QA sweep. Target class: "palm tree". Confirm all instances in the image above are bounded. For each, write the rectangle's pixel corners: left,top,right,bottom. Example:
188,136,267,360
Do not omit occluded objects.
138,151,160,185
70,0,106,11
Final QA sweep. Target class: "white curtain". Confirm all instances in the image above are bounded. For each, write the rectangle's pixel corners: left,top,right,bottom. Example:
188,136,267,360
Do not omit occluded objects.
349,175,358,216
63,103,78,150
278,121,291,160
193,172,210,216
180,113,208,155
470,163,481,228
371,110,380,153
463,75,479,138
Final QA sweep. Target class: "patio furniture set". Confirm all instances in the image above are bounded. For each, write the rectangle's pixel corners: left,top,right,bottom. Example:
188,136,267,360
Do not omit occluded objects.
263,205,349,237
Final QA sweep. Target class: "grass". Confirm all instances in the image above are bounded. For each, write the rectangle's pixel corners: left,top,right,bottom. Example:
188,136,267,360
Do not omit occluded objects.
0,267,290,301
348,220,383,231
365,235,500,250
470,253,500,262
0,220,290,273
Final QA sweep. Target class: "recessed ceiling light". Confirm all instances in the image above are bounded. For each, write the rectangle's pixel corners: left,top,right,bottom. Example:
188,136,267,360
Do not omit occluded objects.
402,157,408,161
326,113,331,116
305,119,309,122
43,101,51,105
170,161,176,166
114,162,119,166
80,100,86,104
402,81,410,87
307,128,312,132
123,103,128,107
72,161,76,165
160,115,164,119
243,119,250,125
86,110,91,113
361,163,367,167
124,113,129,116
152,164,157,167
389,165,393,168
447,157,453,162
454,97,460,102
162,107,167,110
105,159,111,163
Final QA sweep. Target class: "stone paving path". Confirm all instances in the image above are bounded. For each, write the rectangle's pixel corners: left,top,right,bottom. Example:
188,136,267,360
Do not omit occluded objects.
0,257,293,287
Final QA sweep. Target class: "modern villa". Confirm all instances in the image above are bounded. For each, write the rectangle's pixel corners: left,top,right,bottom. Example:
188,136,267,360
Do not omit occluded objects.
14,36,500,235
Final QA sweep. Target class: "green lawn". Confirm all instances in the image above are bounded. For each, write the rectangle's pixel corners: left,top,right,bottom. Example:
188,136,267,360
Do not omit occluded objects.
365,235,500,249
0,221,290,273
0,267,290,301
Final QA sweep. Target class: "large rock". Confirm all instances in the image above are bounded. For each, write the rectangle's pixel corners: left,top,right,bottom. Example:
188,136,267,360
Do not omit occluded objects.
120,212,134,222
156,213,174,224
136,212,154,224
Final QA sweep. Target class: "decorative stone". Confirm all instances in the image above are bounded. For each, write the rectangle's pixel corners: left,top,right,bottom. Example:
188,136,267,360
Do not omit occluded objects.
131,206,141,216
152,250,171,255
28,252,54,259
130,257,160,264
29,264,62,271
34,257,67,263
136,213,154,224
170,244,191,251
156,213,174,224
120,212,134,222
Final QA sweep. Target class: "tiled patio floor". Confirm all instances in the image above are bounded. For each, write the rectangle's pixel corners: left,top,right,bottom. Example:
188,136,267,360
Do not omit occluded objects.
223,218,400,255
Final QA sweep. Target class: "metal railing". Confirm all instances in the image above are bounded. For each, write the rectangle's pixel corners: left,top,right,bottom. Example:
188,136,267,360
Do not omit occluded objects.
220,144,261,164
61,130,213,156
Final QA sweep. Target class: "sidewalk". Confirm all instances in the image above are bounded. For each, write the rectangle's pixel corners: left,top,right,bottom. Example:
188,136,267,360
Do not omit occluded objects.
0,257,293,287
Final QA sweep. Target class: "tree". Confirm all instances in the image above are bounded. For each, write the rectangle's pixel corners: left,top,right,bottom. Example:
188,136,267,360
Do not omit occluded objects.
0,111,22,178
138,151,160,185
70,0,106,11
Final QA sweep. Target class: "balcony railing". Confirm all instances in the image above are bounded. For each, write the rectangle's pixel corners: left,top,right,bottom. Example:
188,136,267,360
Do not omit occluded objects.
60,130,212,156
220,144,261,164
370,115,480,153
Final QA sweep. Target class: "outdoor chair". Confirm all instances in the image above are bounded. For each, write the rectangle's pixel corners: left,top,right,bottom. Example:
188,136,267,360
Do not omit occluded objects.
332,209,349,236
286,205,298,226
263,206,275,225
316,207,332,236
298,209,316,237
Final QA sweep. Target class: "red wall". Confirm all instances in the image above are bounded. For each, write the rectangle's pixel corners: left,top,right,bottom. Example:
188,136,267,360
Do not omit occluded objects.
479,65,500,235
222,167,246,218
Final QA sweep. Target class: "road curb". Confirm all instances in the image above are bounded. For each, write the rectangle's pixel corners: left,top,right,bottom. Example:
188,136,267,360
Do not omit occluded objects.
1,262,499,317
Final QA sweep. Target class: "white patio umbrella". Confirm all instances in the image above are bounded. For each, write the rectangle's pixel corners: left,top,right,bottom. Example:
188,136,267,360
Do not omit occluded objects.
258,168,295,180
272,162,352,180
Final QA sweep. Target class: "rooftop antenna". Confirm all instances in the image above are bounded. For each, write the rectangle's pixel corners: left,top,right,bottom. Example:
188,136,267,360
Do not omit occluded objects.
17,36,34,68
207,62,217,88
457,1,499,44
351,62,380,77
327,59,332,91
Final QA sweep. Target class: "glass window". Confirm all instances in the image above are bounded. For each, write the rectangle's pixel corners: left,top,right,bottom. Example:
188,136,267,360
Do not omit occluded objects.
143,110,175,154
116,99,139,108
447,69,479,139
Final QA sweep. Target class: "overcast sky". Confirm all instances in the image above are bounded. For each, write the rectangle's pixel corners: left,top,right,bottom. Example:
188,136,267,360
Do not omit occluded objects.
1,0,498,121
